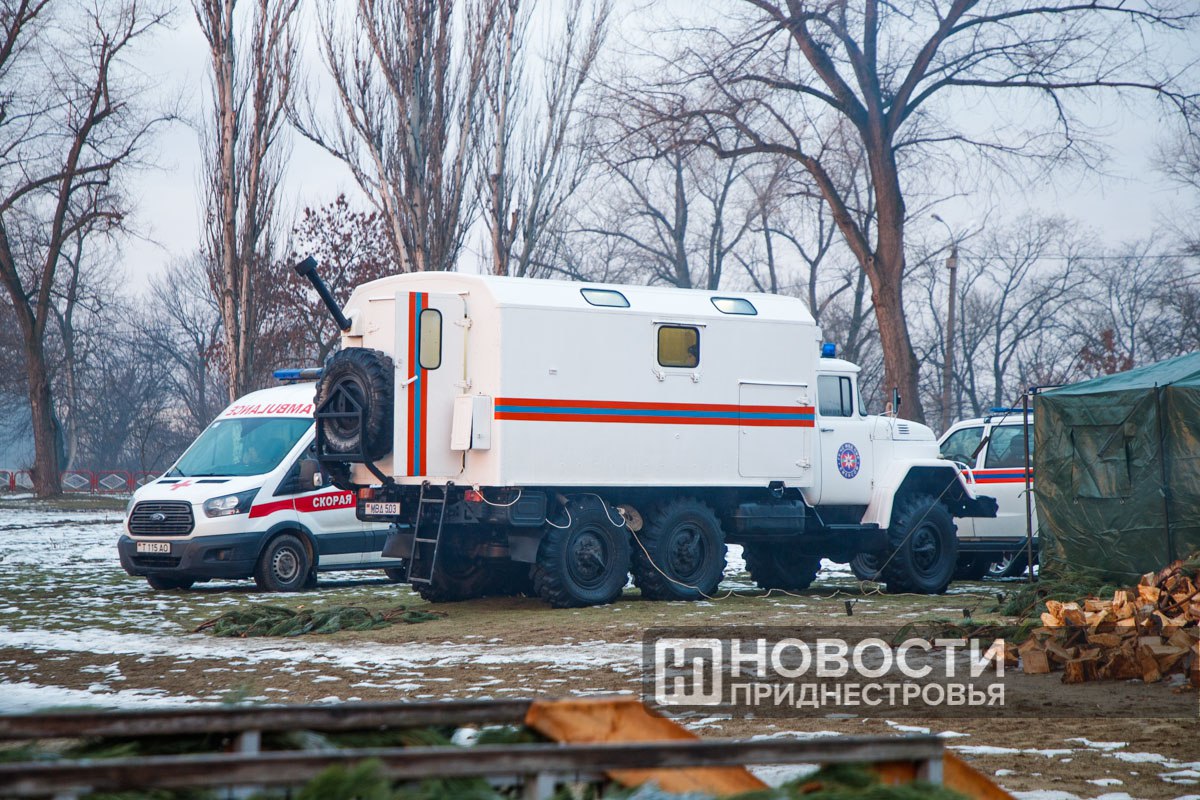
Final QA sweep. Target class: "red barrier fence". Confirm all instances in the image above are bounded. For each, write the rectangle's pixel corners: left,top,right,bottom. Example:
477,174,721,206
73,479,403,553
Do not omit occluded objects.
0,470,156,494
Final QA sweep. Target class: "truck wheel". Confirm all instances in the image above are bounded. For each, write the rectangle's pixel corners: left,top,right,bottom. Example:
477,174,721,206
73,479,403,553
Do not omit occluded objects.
315,348,394,461
954,555,990,581
632,498,726,600
532,500,630,608
254,534,312,592
414,555,493,602
849,553,883,581
880,496,957,594
742,543,821,592
145,574,194,591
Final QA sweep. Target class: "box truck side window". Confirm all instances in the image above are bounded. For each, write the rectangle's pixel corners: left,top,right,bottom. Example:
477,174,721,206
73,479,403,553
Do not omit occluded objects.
419,308,442,370
818,375,854,417
658,325,700,368
711,297,757,315
170,417,311,478
580,288,629,307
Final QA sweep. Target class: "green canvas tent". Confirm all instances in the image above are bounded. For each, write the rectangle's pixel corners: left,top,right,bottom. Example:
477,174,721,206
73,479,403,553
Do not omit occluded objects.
1034,351,1200,579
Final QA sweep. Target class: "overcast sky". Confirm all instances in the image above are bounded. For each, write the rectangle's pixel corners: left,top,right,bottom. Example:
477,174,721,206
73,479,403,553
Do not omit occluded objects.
119,1,1192,292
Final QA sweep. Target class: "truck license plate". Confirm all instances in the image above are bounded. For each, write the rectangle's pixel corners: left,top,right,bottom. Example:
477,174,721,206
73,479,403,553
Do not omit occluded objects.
364,502,400,516
136,541,171,554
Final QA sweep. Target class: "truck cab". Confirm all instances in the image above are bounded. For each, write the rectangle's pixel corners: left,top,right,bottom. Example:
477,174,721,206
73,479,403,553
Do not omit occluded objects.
117,381,402,592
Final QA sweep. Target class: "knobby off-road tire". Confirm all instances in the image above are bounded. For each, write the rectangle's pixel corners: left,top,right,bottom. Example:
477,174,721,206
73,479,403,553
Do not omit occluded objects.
413,555,494,603
849,553,883,582
254,533,312,592
879,495,958,595
146,574,194,591
743,543,822,592
315,348,394,462
632,497,727,601
532,500,631,608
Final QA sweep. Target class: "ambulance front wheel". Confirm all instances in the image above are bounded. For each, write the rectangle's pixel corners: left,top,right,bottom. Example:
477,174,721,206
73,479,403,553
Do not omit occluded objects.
254,533,313,592
532,500,631,608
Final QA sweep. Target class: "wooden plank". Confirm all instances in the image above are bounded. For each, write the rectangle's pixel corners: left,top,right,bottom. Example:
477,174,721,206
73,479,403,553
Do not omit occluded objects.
525,698,766,794
0,737,946,797
943,752,1015,800
0,699,534,740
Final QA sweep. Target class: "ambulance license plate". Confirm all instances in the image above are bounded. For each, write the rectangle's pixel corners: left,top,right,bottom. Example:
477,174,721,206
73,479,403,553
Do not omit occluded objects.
136,541,171,554
364,502,401,516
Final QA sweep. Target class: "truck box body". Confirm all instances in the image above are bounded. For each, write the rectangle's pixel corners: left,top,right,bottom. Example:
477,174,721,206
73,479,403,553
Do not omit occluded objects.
339,273,822,490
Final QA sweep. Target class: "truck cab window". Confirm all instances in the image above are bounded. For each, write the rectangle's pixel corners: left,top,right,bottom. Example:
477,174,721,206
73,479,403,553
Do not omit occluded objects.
419,308,442,370
941,426,984,468
658,325,700,368
817,375,854,417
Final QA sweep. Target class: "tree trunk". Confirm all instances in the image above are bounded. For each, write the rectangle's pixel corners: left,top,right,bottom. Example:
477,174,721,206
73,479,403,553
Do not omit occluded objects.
25,341,62,496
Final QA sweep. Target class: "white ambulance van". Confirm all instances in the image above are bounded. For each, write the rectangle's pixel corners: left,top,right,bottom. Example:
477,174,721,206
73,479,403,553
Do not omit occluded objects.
118,379,402,592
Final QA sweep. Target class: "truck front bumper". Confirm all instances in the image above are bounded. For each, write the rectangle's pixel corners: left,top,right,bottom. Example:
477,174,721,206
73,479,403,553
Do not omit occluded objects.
118,532,263,581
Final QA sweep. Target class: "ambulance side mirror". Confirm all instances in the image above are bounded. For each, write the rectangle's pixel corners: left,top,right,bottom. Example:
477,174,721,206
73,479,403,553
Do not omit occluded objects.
299,459,322,492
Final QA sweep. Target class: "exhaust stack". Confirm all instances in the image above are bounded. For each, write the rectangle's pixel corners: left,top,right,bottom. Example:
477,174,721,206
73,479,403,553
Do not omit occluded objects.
294,256,352,332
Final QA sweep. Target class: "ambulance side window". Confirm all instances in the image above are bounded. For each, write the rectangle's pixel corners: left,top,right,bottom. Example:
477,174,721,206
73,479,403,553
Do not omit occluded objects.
419,309,442,370
658,325,700,368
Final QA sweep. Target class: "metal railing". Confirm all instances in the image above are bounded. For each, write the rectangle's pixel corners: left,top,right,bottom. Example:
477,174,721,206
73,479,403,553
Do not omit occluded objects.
0,469,157,494
0,699,946,798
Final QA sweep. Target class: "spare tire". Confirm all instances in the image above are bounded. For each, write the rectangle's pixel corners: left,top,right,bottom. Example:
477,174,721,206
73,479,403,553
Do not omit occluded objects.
315,348,394,461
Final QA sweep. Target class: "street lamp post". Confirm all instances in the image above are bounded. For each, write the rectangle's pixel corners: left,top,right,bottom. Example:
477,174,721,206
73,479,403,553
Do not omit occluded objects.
932,215,959,433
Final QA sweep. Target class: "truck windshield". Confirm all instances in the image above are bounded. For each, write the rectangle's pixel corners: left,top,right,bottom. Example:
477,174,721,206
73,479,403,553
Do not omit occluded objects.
169,417,312,478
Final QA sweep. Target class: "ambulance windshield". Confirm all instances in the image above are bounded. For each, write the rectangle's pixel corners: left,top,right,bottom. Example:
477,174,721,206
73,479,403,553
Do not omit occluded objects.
169,417,311,477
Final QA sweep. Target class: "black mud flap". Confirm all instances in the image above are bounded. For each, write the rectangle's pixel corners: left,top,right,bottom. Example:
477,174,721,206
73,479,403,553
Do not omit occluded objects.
382,529,415,559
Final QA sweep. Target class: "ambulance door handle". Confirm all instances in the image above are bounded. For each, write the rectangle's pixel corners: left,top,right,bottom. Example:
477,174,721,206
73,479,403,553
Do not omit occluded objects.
398,374,419,387
819,426,834,432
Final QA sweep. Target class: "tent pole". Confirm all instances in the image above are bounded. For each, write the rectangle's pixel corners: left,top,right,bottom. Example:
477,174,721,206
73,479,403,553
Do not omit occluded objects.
1022,390,1035,583
1155,384,1177,563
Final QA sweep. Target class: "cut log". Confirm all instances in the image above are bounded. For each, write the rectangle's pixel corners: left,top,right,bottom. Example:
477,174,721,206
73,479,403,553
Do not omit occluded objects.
1063,658,1099,684
1137,647,1163,683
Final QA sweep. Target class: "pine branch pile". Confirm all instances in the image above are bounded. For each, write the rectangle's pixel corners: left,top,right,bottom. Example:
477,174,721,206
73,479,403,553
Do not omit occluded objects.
193,605,445,637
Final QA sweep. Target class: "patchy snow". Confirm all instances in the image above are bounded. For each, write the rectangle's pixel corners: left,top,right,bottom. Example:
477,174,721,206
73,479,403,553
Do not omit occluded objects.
1066,738,1127,752
2,679,202,711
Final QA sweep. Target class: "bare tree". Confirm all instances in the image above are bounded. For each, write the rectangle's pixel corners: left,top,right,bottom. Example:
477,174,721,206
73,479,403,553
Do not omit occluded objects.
195,0,299,401
640,0,1198,423
0,1,166,495
298,0,500,273
482,0,611,277
146,253,227,435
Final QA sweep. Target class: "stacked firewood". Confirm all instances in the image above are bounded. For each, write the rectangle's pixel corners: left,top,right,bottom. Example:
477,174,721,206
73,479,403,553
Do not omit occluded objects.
1014,560,1200,686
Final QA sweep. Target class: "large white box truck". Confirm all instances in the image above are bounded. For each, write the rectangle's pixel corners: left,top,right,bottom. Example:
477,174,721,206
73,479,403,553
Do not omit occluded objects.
297,261,997,608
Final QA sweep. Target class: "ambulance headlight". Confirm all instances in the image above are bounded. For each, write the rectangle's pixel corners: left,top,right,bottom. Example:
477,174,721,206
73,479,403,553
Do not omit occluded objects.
203,489,259,518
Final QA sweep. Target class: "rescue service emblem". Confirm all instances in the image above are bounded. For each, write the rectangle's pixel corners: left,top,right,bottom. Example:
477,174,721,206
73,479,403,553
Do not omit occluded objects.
836,442,861,479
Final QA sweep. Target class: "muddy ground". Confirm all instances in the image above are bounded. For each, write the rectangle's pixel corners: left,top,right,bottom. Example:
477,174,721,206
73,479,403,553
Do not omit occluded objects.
0,496,1197,799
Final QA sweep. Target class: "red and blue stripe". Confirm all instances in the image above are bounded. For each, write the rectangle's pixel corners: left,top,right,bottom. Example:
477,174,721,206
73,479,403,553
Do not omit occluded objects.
973,469,1032,484
495,398,815,427
407,292,428,475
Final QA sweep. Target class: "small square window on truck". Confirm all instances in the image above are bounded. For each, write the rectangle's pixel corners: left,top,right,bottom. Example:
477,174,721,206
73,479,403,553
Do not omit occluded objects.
658,325,700,368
